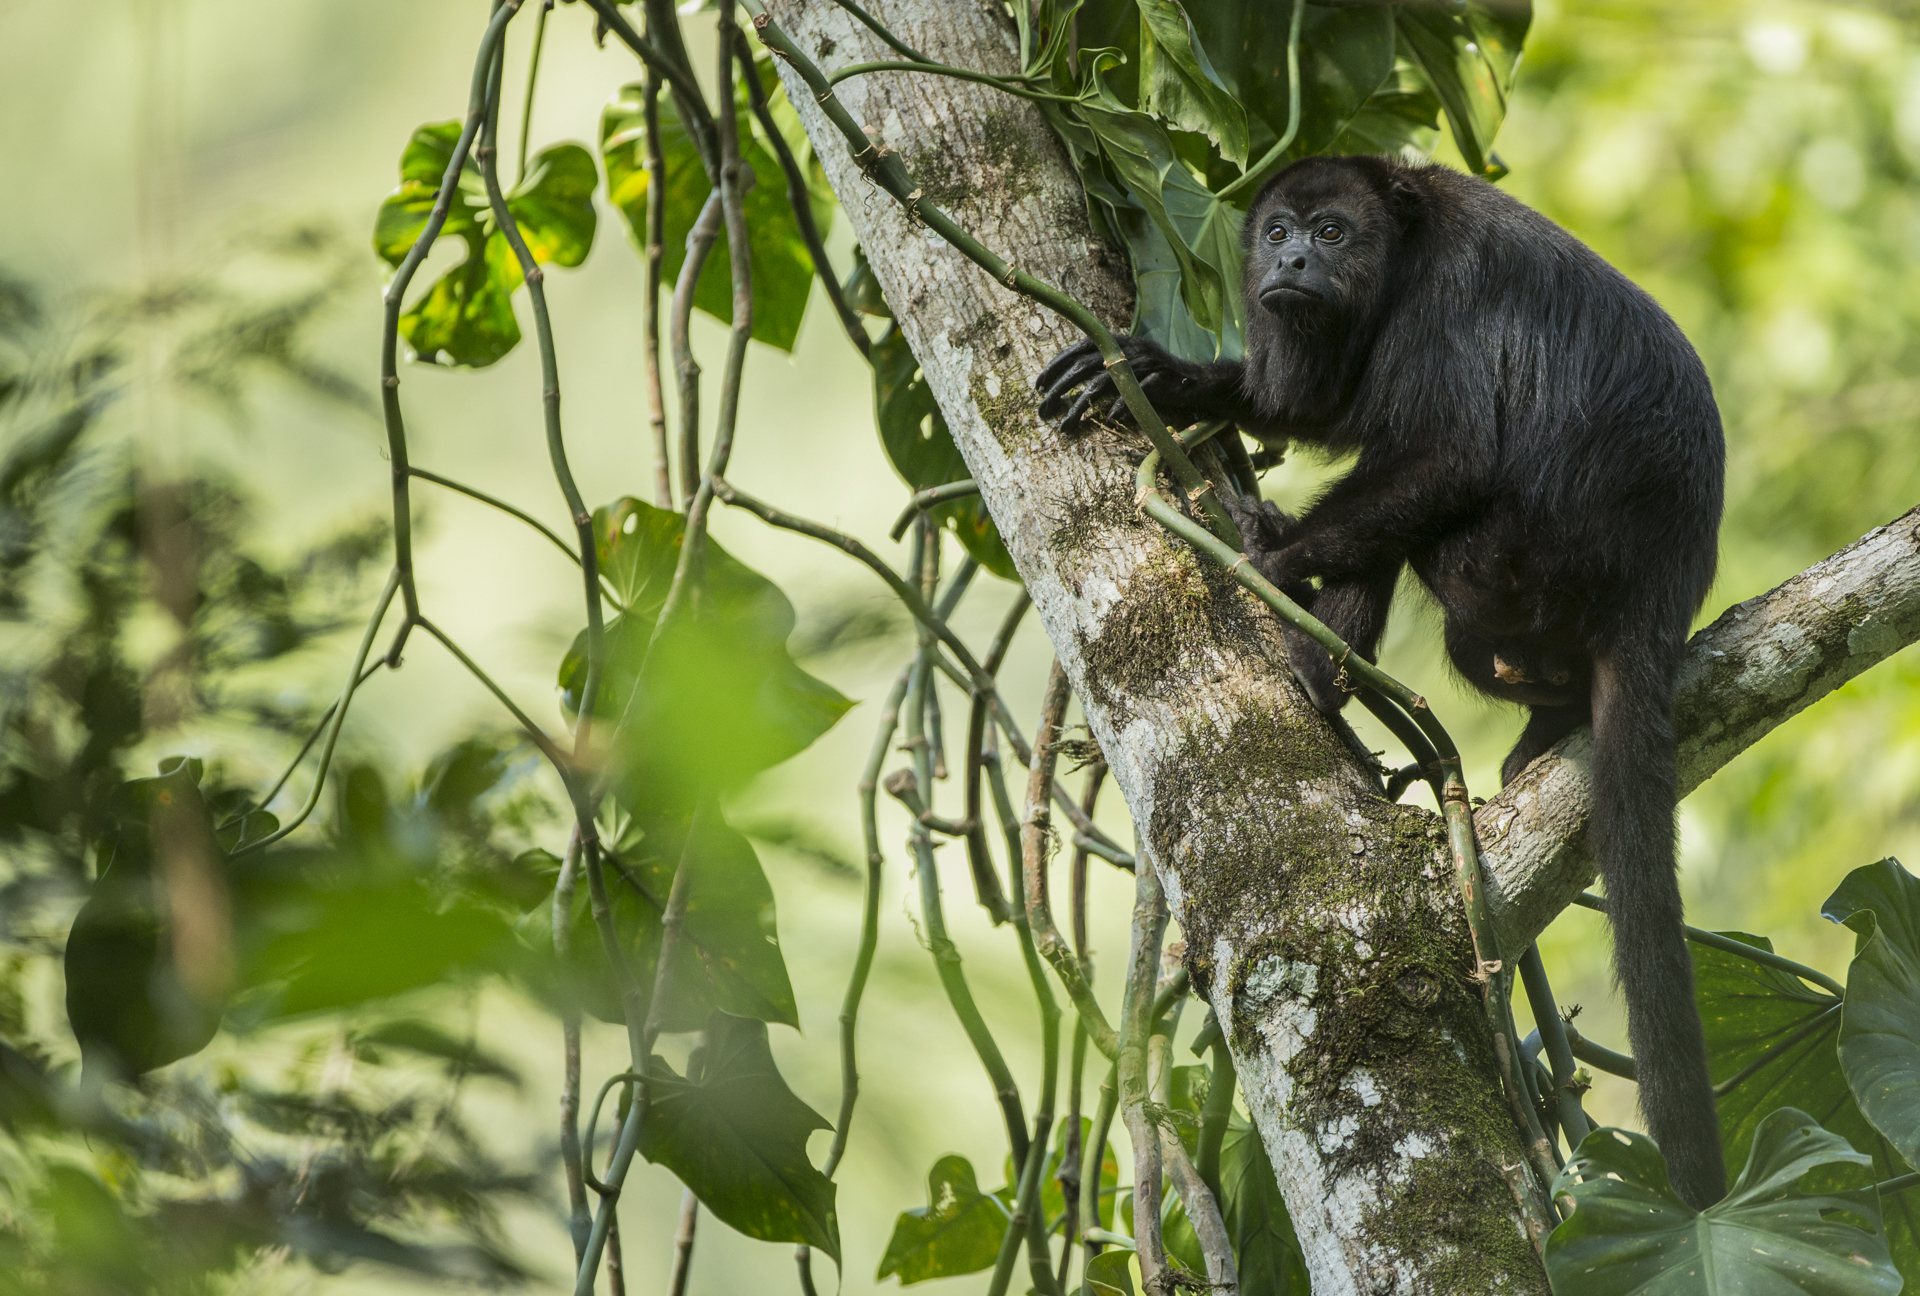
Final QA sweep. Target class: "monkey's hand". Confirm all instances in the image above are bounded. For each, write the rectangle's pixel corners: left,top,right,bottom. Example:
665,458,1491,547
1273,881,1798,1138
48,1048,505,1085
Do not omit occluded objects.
1221,491,1315,606
1035,335,1213,437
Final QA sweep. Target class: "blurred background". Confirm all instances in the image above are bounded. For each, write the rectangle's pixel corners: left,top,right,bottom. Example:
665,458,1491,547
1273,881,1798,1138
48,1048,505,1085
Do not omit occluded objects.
2,0,1919,1290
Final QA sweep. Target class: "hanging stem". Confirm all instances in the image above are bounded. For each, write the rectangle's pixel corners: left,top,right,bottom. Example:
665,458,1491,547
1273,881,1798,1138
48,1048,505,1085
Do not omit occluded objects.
1119,862,1170,1289
1023,659,1120,1060
642,70,673,508
514,0,554,185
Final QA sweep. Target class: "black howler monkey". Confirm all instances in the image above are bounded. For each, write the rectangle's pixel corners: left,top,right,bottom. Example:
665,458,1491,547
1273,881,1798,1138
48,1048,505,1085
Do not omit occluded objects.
1037,155,1727,1208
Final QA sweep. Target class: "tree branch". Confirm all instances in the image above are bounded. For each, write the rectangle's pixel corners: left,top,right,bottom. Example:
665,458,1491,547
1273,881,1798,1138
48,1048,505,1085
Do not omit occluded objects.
1484,506,1920,951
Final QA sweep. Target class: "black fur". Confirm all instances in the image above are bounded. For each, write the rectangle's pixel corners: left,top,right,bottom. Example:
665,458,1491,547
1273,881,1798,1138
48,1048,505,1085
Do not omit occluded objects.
1037,155,1728,1208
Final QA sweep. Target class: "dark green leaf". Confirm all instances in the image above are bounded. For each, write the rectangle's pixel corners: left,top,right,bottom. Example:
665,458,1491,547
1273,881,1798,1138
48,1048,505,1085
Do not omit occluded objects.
547,804,798,1031
641,1011,839,1262
1825,859,1920,1170
1694,925,1920,1280
65,765,225,1081
870,324,1017,579
1213,1109,1308,1296
558,498,852,801
601,71,829,353
1326,57,1443,158
1395,3,1530,178
372,123,597,368
877,1154,1009,1284
1547,1111,1900,1295
1084,1249,1138,1296
1184,3,1395,164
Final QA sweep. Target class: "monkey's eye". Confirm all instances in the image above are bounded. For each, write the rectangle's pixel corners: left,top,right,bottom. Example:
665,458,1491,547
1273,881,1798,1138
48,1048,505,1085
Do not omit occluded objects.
1316,223,1344,243
1265,224,1288,244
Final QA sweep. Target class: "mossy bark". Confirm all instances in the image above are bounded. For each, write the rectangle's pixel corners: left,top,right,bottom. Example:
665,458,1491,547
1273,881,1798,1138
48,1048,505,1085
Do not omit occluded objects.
772,3,1551,1289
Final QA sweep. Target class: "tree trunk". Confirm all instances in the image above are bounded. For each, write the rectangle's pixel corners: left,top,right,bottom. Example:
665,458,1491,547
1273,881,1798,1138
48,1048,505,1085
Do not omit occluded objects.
771,3,1549,1290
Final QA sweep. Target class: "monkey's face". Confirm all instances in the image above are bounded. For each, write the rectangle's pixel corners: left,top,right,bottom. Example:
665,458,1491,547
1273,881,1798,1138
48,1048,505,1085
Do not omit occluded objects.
1244,170,1398,325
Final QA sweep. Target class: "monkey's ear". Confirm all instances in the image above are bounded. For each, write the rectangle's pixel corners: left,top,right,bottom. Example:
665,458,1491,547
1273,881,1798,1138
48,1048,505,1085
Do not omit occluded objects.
1384,174,1424,230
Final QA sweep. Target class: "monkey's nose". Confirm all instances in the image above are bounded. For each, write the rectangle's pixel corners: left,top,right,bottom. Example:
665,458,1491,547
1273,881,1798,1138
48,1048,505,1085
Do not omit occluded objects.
1288,256,1307,270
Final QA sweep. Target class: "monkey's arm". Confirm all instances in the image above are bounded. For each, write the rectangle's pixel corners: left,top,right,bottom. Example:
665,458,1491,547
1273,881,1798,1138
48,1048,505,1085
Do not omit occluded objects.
1251,456,1472,588
1036,336,1273,437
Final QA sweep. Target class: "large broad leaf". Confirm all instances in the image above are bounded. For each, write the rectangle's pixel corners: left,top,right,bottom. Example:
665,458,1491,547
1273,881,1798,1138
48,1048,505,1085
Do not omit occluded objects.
601,64,829,353
1084,1250,1139,1296
558,498,852,804
1326,56,1444,159
1825,860,1920,1170
373,122,596,367
1079,56,1244,356
1182,3,1395,167
65,762,226,1081
641,1011,839,1262
1548,1111,1900,1295
877,1155,1009,1285
1395,2,1530,178
1695,925,1920,1281
1163,1103,1307,1295
1137,0,1249,166
546,803,798,1031
869,324,1017,580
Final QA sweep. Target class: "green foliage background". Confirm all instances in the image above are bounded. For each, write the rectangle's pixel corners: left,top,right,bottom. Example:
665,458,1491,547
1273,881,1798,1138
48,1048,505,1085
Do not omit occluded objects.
3,0,1920,1291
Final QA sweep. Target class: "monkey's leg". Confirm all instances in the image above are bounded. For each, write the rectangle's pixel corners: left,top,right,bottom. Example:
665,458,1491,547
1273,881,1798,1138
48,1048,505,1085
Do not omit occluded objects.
1259,455,1465,588
1286,564,1400,715
1499,704,1589,787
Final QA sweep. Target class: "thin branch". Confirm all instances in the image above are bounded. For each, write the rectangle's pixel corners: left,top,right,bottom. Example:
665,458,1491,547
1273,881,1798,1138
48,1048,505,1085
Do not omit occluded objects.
1518,945,1591,1152
966,590,1031,926
226,658,387,835
671,192,723,510
554,833,591,1262
234,568,400,852
416,616,573,786
890,478,980,541
825,59,1081,105
666,1189,698,1296
735,30,869,361
1564,1022,1636,1082
514,0,554,185
826,0,933,63
581,0,718,176
1119,861,1170,1289
642,70,673,508
379,0,523,622
409,465,578,564
1572,893,1848,998
1024,659,1119,1060
1213,0,1305,203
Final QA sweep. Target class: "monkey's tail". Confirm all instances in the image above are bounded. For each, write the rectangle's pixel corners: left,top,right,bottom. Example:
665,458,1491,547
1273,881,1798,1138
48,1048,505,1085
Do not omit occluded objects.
1590,646,1726,1210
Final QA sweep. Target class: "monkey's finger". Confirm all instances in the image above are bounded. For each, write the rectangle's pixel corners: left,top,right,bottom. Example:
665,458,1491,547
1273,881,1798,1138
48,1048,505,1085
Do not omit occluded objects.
1034,340,1103,394
1059,385,1115,436
1037,352,1110,418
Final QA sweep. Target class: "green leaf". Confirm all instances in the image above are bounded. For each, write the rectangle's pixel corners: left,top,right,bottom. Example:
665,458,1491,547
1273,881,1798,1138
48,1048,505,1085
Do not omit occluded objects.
1694,924,1920,1281
1395,2,1530,178
540,804,797,1030
1182,3,1395,164
1138,0,1250,166
1547,1111,1900,1295
869,325,1017,579
1079,58,1244,355
1215,1109,1309,1295
601,67,830,353
372,122,598,367
64,765,225,1080
1084,1249,1138,1296
559,498,853,802
1326,56,1444,159
641,1011,839,1262
877,1155,1009,1285
1825,859,1920,1170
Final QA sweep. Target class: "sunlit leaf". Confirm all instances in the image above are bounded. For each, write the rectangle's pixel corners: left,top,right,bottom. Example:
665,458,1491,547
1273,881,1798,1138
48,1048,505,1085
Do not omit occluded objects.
1138,0,1249,166
557,498,852,802
641,1011,839,1261
877,1154,1009,1285
372,122,597,367
601,66,830,353
1547,1111,1899,1295
1395,2,1530,178
1326,57,1443,159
